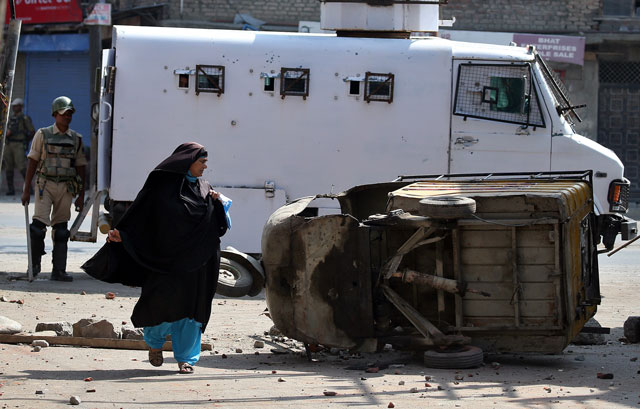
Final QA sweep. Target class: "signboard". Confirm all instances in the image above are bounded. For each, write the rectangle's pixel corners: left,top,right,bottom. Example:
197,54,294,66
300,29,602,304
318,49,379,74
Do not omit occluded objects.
84,3,111,26
513,34,585,66
6,0,83,25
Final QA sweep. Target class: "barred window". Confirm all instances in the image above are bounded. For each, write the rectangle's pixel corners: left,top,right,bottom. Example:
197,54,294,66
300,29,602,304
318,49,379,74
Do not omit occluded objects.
195,65,224,96
364,72,394,103
453,63,545,127
280,68,310,99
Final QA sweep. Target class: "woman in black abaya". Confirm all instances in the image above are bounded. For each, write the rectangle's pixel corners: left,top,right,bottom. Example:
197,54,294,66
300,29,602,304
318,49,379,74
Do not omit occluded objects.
104,142,227,374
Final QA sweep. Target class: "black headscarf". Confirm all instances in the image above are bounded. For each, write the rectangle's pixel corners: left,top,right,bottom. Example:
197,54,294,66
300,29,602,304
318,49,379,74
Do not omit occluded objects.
155,141,208,174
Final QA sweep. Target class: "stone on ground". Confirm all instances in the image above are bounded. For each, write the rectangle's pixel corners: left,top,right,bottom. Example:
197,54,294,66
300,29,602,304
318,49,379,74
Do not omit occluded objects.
35,321,72,336
0,316,22,334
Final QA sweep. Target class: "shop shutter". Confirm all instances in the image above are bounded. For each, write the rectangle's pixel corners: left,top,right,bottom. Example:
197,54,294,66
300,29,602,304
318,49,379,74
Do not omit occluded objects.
25,52,91,147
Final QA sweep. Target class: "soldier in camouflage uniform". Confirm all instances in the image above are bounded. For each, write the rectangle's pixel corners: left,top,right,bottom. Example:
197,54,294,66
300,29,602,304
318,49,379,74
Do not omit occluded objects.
3,98,35,195
21,96,87,281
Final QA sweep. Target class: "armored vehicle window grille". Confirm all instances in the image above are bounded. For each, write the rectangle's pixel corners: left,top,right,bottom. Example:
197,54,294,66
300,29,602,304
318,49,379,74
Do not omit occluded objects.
195,65,224,96
454,63,545,127
599,61,640,84
280,68,310,99
364,72,394,103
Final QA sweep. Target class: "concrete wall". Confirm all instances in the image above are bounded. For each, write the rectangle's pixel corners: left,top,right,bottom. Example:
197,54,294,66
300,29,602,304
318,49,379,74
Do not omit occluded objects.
117,0,320,26
441,0,601,33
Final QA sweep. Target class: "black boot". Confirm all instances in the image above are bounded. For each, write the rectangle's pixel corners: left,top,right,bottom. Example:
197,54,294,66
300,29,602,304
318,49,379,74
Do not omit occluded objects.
51,223,72,282
29,220,47,278
6,170,15,195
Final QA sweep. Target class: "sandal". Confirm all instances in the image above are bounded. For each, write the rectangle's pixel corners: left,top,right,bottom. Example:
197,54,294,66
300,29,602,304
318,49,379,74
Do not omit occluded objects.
178,362,194,374
148,348,163,367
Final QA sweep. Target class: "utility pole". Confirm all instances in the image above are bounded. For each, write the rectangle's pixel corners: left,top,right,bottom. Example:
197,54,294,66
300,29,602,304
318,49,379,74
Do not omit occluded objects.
0,1,22,171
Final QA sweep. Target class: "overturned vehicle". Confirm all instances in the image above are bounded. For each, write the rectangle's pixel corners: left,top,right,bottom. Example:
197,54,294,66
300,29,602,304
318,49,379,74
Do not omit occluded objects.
262,171,607,360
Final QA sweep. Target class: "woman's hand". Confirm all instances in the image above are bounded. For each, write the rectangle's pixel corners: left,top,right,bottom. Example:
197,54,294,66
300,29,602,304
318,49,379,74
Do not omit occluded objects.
107,229,122,243
209,189,220,200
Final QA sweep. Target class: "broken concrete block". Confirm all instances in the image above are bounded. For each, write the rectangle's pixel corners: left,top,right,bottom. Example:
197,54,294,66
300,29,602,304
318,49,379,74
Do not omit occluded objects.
32,331,57,337
623,316,640,343
572,318,606,345
73,319,119,339
0,316,22,334
35,322,72,336
32,340,49,348
121,326,144,340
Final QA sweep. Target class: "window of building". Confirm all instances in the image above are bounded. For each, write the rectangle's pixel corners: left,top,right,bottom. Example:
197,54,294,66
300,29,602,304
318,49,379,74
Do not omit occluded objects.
602,0,640,17
195,65,225,96
364,72,394,103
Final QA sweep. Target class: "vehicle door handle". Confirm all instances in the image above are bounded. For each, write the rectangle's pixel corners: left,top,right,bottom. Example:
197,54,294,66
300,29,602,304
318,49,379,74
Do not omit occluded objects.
454,137,479,146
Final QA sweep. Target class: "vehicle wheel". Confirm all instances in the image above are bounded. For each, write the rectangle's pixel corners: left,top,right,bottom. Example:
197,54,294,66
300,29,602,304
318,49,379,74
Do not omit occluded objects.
418,196,476,219
423,345,484,369
217,256,254,297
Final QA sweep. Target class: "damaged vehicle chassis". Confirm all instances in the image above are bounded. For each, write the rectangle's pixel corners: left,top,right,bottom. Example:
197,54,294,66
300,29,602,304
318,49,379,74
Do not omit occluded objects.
262,172,601,362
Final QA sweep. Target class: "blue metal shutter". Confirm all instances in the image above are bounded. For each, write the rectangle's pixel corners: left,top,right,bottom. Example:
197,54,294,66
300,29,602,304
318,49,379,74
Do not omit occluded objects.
25,52,91,147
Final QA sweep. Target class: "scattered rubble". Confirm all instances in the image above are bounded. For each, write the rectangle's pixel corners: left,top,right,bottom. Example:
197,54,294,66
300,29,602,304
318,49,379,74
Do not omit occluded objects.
323,391,337,396
254,340,265,348
105,292,116,299
121,326,144,340
624,316,640,343
0,316,22,334
69,396,81,405
31,340,49,348
572,318,607,345
35,322,72,336
73,319,119,339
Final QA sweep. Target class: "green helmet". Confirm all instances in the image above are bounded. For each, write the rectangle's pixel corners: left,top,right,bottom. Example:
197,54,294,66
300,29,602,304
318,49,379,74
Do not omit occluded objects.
51,96,75,116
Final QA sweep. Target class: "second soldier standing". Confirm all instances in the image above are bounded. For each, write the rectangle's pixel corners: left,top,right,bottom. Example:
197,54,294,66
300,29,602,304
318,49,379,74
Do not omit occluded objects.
21,96,87,281
3,98,35,195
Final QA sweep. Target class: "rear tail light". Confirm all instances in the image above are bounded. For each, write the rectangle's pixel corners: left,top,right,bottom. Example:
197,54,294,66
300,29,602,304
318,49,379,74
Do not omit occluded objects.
608,180,630,213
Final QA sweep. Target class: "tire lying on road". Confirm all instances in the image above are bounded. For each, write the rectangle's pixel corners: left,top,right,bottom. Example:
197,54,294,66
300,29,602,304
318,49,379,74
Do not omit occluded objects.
423,345,484,369
217,257,253,297
418,196,476,219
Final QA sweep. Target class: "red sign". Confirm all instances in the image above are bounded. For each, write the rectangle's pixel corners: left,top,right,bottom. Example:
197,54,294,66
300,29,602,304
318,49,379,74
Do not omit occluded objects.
6,0,83,25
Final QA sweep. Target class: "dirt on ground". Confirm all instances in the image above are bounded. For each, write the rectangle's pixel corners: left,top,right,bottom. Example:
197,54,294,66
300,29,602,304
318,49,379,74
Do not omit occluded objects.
0,196,639,408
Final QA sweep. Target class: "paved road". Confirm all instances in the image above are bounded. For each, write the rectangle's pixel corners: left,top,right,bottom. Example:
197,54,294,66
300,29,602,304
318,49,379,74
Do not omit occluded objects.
0,196,639,408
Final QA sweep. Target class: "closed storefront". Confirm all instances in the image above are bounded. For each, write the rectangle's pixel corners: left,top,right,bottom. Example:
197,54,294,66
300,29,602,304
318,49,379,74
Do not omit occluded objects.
19,34,90,147
598,61,640,202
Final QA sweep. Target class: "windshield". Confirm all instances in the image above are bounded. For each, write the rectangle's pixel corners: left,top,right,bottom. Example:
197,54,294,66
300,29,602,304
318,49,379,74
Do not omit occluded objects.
535,53,583,126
